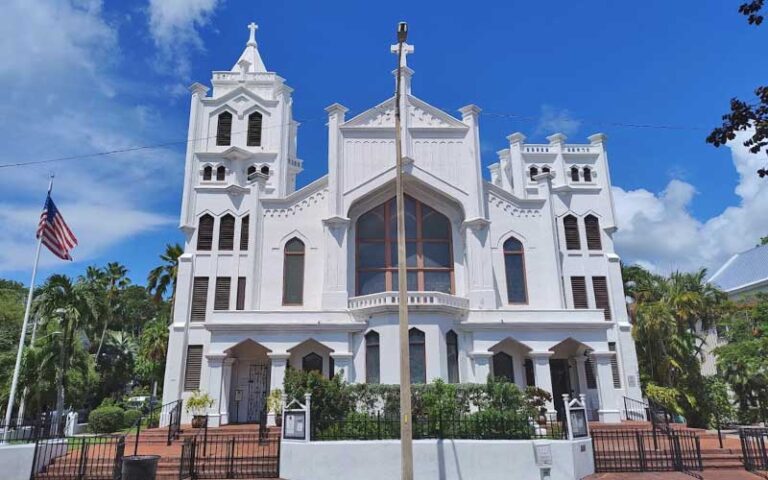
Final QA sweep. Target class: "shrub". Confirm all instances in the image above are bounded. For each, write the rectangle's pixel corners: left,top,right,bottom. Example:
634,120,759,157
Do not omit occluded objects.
89,406,125,433
185,391,214,416
123,409,143,428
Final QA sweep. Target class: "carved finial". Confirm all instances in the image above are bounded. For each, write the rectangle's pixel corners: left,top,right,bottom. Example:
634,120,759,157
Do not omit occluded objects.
390,42,414,68
247,22,258,46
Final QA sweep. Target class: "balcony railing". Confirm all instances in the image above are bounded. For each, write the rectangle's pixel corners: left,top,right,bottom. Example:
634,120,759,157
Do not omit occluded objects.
348,291,469,313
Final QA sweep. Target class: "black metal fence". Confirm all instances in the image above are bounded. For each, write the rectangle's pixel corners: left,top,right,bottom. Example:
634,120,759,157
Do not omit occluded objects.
158,399,183,446
740,427,768,473
0,415,66,444
313,412,567,441
30,435,126,480
622,396,650,422
180,433,280,479
592,429,702,477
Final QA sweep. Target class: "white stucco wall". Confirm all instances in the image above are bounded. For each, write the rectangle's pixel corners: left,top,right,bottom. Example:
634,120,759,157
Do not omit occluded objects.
281,439,594,480
0,440,68,480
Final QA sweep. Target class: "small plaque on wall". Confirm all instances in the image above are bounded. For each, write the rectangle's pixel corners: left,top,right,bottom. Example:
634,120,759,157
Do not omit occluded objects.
283,411,306,440
534,443,553,466
569,409,589,438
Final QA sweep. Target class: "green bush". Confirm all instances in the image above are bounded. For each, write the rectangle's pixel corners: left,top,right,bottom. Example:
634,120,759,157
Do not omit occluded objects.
123,409,143,428
89,406,125,433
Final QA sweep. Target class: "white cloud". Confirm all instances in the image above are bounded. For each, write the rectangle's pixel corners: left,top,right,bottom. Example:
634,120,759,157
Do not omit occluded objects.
613,133,768,274
535,105,581,137
0,0,179,274
147,0,220,79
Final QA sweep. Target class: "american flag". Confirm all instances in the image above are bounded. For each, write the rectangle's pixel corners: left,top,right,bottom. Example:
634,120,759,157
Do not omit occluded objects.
36,194,78,260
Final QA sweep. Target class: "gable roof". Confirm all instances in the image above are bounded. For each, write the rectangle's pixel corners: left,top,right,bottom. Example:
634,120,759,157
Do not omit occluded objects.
708,245,768,293
342,95,468,130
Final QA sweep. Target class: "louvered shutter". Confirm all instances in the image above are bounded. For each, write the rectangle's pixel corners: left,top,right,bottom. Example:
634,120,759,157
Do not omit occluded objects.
247,112,263,146
583,167,592,182
219,215,235,251
214,277,231,310
571,167,579,182
197,215,214,251
184,346,203,391
190,277,208,322
585,358,597,389
592,276,612,320
524,359,536,387
216,166,226,181
216,112,232,146
608,342,622,388
236,277,246,311
240,215,249,251
585,215,602,250
571,276,588,309
563,215,581,250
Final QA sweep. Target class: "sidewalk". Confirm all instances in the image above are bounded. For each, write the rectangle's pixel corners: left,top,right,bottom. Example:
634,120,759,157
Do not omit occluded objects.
585,471,759,480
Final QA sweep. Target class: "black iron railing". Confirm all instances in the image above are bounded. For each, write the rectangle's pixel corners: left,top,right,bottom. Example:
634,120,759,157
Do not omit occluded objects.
184,433,280,479
592,429,702,478
179,436,195,480
0,413,67,444
31,434,126,480
623,396,650,422
312,411,567,441
740,427,768,473
150,399,184,445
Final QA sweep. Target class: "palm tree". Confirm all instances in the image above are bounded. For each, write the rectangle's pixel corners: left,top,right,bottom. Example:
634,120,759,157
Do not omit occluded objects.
82,263,130,358
147,244,183,302
32,275,94,427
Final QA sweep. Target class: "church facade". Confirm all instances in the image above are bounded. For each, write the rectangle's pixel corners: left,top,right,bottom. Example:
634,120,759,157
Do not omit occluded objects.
162,23,642,427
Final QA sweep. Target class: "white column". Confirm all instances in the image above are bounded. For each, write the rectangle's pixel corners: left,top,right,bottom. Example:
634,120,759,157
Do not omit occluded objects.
530,351,555,414
468,351,492,383
592,351,621,423
219,358,234,425
268,353,290,391
462,219,496,309
206,354,226,427
331,352,353,381
321,217,350,309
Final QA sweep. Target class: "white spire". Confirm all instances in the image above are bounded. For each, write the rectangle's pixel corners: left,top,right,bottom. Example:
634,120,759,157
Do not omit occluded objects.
232,22,266,73
390,42,415,94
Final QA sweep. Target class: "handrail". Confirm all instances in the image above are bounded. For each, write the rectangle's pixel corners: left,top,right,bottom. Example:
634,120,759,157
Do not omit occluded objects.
622,395,649,422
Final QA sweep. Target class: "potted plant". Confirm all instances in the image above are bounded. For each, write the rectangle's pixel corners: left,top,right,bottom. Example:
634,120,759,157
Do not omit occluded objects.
267,389,283,427
186,391,213,428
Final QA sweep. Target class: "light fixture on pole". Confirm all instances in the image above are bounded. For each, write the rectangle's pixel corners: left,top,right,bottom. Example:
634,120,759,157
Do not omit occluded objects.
393,20,414,480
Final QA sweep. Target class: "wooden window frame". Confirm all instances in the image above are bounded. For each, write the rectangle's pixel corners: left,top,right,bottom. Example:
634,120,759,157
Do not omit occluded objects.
184,345,203,391
355,196,454,296
503,237,528,304
282,238,305,306
571,276,588,309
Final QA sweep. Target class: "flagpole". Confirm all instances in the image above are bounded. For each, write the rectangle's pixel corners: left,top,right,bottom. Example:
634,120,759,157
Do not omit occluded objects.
3,175,53,442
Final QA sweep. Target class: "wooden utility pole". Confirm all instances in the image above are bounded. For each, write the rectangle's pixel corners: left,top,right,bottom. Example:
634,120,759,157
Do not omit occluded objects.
394,21,414,480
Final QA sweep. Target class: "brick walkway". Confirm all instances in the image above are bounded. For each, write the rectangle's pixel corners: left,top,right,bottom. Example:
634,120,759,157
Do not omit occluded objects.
585,472,759,479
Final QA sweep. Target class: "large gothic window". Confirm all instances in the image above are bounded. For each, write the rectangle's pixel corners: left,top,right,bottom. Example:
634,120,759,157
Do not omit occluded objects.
365,331,380,384
356,196,453,296
247,112,263,146
492,352,514,382
446,330,459,383
503,237,527,304
216,112,232,146
282,238,305,305
409,328,426,384
197,214,214,251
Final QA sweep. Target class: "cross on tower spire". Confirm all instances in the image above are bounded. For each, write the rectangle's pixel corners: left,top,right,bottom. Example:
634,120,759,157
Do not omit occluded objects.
390,42,414,68
247,22,258,46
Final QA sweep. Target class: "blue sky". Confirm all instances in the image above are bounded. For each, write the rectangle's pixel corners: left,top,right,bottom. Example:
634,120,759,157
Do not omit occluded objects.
1,0,766,285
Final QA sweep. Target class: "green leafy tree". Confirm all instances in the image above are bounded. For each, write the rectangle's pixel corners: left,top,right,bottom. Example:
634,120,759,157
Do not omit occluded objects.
0,280,26,408
147,243,183,303
135,318,169,390
707,1,767,177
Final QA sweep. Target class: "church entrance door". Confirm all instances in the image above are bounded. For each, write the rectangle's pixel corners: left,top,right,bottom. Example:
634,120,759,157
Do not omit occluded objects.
550,359,571,419
244,363,269,423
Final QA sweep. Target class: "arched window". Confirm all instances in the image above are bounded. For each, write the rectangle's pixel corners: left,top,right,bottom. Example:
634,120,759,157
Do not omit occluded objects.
584,214,602,250
216,166,226,181
570,167,580,182
529,166,538,180
446,330,459,383
563,215,581,250
240,215,249,250
541,166,550,174
260,165,270,175
197,214,214,251
365,331,380,384
583,167,592,182
503,237,527,304
355,196,453,296
203,165,213,181
216,112,233,146
492,352,514,382
247,112,263,147
302,352,322,374
218,214,235,250
409,328,426,384
247,165,257,177
283,238,305,305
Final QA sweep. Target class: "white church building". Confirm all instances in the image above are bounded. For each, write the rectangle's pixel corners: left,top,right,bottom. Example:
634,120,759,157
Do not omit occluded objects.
162,23,642,427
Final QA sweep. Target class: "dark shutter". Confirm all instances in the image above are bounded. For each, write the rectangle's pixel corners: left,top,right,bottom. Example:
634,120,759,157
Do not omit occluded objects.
184,345,203,391
446,330,459,383
571,276,588,309
190,277,209,322
219,215,235,250
236,277,246,310
203,166,212,181
240,215,249,251
492,352,514,382
583,167,592,182
247,112,263,146
329,356,335,379
585,358,597,389
585,215,602,250
366,331,380,384
214,277,231,310
571,167,579,182
216,166,226,181
524,358,535,387
563,215,581,250
216,112,232,146
529,166,538,180
592,276,612,320
608,342,622,388
197,215,214,251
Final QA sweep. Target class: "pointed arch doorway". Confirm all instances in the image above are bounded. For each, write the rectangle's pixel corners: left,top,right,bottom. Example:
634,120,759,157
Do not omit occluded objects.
226,339,271,424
